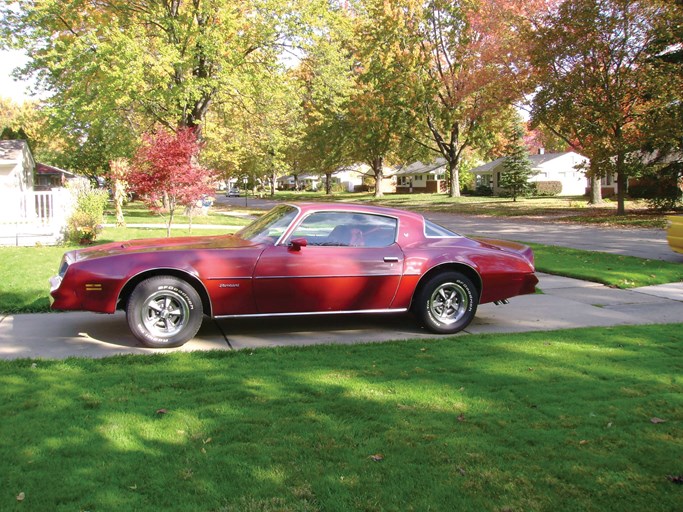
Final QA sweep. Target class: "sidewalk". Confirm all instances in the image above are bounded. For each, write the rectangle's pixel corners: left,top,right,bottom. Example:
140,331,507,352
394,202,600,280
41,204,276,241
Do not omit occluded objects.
1,274,680,360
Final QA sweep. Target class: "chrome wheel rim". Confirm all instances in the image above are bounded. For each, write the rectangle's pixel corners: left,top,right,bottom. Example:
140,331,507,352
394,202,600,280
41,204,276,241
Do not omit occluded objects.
141,290,190,339
428,282,469,325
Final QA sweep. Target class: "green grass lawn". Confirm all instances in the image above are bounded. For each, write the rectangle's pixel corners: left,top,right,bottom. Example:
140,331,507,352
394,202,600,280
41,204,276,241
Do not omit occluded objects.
1,324,681,511
527,243,683,288
104,201,256,227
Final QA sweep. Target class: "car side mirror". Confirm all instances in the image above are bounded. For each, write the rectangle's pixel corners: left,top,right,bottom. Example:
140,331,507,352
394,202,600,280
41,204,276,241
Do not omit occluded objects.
289,238,308,251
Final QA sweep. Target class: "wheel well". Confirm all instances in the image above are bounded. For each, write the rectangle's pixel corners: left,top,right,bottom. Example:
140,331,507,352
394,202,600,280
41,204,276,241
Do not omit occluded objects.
410,264,482,310
117,269,212,316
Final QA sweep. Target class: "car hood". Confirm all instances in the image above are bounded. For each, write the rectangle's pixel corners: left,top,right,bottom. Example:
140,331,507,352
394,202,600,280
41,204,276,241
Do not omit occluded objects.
69,234,256,262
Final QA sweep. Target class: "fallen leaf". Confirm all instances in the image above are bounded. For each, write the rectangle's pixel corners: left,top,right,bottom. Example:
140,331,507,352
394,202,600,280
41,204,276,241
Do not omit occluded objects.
203,437,212,444
155,408,168,415
369,453,384,462
457,414,466,422
16,492,25,501
579,440,589,445
650,417,667,424
667,475,683,484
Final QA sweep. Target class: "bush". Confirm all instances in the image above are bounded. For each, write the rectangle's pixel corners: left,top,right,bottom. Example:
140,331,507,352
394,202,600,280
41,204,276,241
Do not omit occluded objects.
629,171,682,211
66,178,109,244
533,181,563,196
472,185,493,196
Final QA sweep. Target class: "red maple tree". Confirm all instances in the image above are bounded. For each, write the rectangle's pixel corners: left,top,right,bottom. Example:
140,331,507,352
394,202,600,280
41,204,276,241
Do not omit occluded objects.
129,127,214,237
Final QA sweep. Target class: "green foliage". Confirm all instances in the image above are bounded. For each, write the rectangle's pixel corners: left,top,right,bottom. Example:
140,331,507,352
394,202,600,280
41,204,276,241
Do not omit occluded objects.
65,178,109,244
529,0,681,214
472,184,494,196
499,126,536,201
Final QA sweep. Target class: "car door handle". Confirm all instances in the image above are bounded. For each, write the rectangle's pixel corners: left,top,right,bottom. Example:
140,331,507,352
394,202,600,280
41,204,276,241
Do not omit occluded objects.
383,256,400,262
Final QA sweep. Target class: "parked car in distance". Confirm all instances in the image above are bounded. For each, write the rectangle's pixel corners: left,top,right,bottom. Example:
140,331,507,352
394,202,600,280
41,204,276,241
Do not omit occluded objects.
226,187,240,197
50,203,539,348
666,215,683,254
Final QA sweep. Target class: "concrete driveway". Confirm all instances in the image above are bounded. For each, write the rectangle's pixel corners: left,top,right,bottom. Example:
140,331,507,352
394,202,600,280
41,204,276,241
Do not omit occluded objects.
1,274,681,360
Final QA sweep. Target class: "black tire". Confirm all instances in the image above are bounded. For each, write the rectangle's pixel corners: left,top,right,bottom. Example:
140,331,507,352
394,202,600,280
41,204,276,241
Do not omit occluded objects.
126,276,204,348
414,271,479,334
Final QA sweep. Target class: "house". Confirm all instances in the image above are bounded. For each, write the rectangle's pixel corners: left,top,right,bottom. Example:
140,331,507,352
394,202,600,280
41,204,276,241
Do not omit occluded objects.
34,162,78,191
276,173,322,191
469,151,589,196
355,163,397,194
0,139,35,192
395,158,448,194
330,164,366,193
0,140,72,246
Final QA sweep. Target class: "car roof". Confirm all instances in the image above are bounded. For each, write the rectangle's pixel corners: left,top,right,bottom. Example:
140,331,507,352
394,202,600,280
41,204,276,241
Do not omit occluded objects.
289,202,425,222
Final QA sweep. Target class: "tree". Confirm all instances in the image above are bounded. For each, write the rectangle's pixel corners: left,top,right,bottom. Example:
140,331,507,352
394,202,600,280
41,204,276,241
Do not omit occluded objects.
1,0,329,175
129,127,214,237
295,17,357,194
369,0,545,197
108,159,130,228
335,0,421,198
499,125,536,201
529,0,674,214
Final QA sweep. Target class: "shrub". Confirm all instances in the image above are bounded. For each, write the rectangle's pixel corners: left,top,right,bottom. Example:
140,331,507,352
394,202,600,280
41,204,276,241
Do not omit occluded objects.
66,178,109,244
629,171,682,211
473,185,493,196
533,181,563,196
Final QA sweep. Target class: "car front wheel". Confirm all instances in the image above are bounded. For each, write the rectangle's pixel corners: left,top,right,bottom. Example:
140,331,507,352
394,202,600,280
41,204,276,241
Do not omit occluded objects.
126,276,204,348
415,271,479,334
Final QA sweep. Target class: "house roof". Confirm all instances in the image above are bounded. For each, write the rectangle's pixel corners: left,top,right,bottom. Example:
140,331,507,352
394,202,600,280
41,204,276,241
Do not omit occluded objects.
36,162,77,177
0,140,30,162
395,158,447,176
469,152,581,174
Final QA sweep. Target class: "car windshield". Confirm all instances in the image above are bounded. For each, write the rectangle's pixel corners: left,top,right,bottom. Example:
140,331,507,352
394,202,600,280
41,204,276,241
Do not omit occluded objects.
236,204,298,244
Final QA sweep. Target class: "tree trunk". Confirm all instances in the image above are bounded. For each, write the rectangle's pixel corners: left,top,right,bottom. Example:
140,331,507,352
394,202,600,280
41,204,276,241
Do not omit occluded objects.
166,205,174,238
616,151,627,215
325,172,332,195
112,180,127,227
372,156,384,198
587,161,603,205
589,175,603,204
271,170,276,197
448,158,461,198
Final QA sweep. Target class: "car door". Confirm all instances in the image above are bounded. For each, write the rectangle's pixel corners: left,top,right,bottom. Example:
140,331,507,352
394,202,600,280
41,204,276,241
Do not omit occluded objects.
252,211,404,313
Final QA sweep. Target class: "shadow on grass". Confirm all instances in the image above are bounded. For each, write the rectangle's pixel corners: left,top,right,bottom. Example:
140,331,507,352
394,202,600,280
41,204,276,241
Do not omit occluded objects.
0,325,681,511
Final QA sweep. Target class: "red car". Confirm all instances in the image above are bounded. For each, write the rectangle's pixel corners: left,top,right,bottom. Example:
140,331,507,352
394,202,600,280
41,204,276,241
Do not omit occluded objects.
50,203,538,348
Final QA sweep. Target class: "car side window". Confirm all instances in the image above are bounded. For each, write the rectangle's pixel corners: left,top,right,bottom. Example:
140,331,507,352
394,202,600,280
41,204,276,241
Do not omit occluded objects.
288,212,398,247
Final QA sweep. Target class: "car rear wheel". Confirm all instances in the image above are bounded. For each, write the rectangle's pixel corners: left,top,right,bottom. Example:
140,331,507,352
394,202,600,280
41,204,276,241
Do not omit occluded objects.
126,276,204,348
415,271,479,334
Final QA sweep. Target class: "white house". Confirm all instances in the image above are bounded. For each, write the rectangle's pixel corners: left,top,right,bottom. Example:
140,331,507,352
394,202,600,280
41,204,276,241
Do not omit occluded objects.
469,151,589,196
0,140,72,246
331,164,366,192
0,139,35,192
276,173,322,191
395,158,448,193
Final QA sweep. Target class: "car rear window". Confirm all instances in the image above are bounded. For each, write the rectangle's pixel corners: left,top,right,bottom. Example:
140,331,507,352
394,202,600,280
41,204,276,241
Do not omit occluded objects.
424,220,461,238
